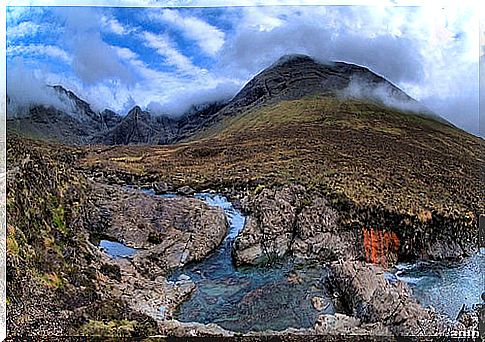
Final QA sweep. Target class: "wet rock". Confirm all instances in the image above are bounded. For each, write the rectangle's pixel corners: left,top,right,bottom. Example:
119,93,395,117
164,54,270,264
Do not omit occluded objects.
232,185,306,265
232,184,358,266
153,181,170,194
92,184,228,277
177,185,196,196
329,260,450,336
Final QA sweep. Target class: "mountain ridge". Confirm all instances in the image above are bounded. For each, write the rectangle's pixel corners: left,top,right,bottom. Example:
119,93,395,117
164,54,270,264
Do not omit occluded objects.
7,54,453,145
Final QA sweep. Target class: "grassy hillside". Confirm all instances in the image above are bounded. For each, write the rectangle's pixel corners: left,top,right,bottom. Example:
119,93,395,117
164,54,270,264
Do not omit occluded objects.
6,135,157,336
79,95,484,220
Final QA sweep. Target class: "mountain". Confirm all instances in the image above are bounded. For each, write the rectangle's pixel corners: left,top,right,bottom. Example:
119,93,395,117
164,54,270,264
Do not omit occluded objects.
8,55,449,145
177,54,446,139
8,55,484,336
93,101,227,145
7,85,122,144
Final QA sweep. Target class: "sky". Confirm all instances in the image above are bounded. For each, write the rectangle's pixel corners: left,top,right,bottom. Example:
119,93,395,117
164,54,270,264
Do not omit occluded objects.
5,2,483,136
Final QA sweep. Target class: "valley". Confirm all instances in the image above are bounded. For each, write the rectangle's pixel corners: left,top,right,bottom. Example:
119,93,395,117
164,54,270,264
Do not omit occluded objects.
6,55,484,338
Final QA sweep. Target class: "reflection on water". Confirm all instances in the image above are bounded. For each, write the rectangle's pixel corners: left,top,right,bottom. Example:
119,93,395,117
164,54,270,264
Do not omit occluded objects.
100,239,138,259
387,253,485,319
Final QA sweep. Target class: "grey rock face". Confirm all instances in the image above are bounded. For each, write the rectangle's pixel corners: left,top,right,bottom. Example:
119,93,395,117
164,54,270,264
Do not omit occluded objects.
7,85,111,144
232,184,359,266
91,184,228,278
329,260,450,336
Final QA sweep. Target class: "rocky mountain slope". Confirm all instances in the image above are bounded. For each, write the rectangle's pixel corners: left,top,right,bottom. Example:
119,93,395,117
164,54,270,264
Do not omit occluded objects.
7,84,227,145
7,54,445,145
81,93,483,265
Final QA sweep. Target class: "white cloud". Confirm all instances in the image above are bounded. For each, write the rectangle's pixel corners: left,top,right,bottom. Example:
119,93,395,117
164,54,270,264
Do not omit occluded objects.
7,44,72,64
101,15,133,35
7,21,41,38
5,5,482,135
216,5,480,135
113,46,139,61
150,9,225,56
142,30,206,75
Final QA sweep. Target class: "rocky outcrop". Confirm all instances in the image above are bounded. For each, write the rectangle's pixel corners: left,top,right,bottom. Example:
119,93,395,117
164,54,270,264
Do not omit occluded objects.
232,185,360,266
328,260,450,336
91,184,228,278
233,182,478,267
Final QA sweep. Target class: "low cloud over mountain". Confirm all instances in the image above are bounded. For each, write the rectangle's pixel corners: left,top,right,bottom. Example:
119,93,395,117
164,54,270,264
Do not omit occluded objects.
6,4,482,135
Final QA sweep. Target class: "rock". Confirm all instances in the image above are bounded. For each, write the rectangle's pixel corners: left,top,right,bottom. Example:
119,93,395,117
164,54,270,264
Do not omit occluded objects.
311,296,329,311
456,305,479,330
329,260,449,336
178,274,191,281
158,320,234,337
232,185,306,265
91,184,228,277
177,186,195,196
314,313,392,336
153,181,169,194
232,184,358,266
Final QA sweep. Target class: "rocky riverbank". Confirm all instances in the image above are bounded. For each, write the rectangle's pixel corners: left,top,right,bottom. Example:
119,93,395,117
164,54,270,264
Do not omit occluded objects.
7,134,482,338
232,184,477,268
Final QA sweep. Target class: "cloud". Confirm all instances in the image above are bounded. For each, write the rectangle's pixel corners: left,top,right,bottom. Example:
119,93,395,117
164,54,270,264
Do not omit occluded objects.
145,79,240,116
7,58,76,117
71,34,134,84
7,44,72,64
150,9,225,56
7,21,41,39
219,7,424,84
5,5,481,135
113,46,139,61
54,7,134,84
101,16,126,35
216,5,480,135
142,30,206,75
101,15,134,35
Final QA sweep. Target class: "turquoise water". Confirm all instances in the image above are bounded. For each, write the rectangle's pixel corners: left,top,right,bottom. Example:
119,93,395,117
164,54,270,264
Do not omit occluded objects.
99,239,138,259
107,187,484,328
142,190,334,332
386,252,485,319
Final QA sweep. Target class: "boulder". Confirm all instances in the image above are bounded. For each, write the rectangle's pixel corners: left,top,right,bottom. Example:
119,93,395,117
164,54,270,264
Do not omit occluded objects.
329,260,450,336
92,184,228,277
232,184,359,266
153,181,170,195
232,185,306,265
177,186,196,196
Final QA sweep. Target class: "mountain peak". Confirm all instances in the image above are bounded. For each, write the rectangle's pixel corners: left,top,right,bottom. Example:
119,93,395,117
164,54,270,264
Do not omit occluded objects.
274,54,317,65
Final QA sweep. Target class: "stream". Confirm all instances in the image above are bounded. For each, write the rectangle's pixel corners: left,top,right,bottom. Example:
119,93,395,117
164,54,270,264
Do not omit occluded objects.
99,188,484,330
386,252,485,319
167,192,333,332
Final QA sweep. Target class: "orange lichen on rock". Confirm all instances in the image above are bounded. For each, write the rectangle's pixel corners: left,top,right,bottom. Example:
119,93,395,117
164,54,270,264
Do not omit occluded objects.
363,228,400,266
